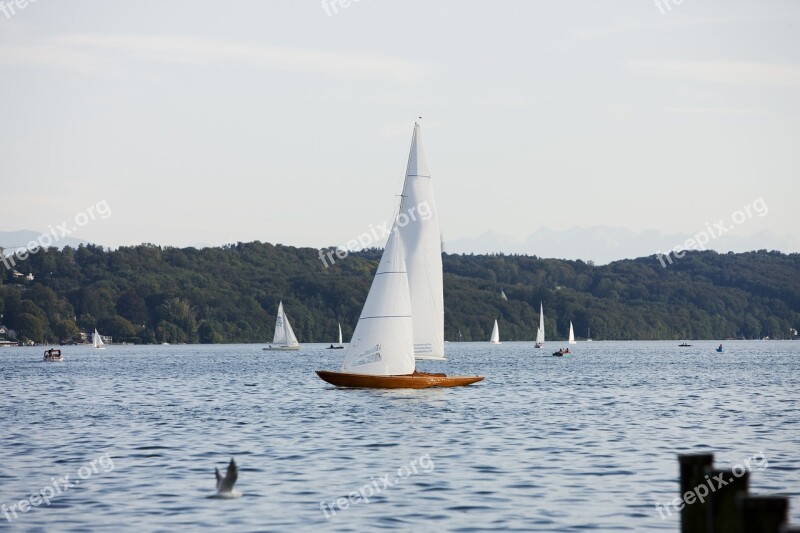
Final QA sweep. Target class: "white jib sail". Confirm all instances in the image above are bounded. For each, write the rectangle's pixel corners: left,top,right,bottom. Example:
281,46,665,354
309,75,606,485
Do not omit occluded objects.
397,123,445,360
490,320,500,344
342,229,415,376
569,321,576,344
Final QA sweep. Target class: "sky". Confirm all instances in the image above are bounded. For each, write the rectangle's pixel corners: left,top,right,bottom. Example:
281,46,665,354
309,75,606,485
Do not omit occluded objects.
1,0,798,252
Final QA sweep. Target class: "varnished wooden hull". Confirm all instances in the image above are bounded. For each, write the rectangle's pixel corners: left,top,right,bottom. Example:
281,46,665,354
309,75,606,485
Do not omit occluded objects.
316,370,484,389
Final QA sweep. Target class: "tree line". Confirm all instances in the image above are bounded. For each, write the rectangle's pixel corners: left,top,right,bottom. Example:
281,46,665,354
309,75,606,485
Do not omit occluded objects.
0,242,798,345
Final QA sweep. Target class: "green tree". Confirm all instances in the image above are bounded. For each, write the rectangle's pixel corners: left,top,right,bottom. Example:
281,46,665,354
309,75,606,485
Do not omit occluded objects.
17,313,45,344
98,315,138,342
53,319,80,342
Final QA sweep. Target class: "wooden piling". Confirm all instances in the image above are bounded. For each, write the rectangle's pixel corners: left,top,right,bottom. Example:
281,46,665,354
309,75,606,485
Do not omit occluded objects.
706,468,749,533
738,495,788,533
679,453,714,533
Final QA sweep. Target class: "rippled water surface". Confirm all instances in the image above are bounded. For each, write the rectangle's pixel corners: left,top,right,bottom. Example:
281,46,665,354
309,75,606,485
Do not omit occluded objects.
1,341,799,531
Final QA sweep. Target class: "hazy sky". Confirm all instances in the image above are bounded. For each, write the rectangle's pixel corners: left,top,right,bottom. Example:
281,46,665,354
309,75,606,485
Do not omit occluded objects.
1,1,798,250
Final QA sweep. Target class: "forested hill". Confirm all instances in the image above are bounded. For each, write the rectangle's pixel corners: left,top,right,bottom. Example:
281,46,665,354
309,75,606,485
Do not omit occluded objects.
1,242,798,344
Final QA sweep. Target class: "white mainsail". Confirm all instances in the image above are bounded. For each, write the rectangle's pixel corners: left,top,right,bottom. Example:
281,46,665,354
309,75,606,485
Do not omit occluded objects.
490,320,501,344
342,230,415,376
397,123,445,361
569,321,576,344
93,328,105,349
272,301,299,347
536,302,545,345
338,323,343,345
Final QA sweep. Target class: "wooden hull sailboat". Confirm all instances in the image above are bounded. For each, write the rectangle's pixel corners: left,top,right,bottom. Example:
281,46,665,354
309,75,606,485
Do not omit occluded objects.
315,123,482,389
316,370,483,389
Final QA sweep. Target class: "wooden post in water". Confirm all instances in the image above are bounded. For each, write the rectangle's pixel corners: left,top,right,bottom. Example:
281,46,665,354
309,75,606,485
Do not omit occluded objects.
706,468,749,533
679,453,714,533
738,495,788,533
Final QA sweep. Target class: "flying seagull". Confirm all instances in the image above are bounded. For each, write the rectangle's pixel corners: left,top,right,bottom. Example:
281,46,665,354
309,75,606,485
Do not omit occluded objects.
212,458,241,498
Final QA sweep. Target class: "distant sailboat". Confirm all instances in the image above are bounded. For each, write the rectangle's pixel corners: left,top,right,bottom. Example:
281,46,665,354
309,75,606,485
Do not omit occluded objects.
327,323,344,349
587,327,592,342
263,301,300,351
500,288,508,301
568,321,576,345
489,320,501,344
316,123,483,389
92,328,105,350
535,302,545,348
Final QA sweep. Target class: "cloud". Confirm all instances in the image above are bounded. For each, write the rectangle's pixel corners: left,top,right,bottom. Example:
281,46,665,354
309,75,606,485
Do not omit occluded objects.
0,33,426,83
627,60,800,89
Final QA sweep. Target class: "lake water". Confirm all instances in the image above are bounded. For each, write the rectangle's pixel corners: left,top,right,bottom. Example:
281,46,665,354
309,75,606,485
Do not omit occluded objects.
1,341,798,531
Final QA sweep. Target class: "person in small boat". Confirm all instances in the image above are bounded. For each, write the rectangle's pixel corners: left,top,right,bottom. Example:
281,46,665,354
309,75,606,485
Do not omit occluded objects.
718,344,723,350
329,344,335,349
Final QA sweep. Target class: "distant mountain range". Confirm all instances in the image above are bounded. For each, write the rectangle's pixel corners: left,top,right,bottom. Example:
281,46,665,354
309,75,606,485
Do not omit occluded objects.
445,226,800,264
0,230,90,254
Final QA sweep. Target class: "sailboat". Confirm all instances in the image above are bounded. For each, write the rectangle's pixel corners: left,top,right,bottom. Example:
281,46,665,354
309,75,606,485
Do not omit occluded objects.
316,123,483,389
587,327,592,342
92,328,105,350
568,321,576,345
489,319,501,344
327,323,345,349
263,301,300,351
535,302,545,348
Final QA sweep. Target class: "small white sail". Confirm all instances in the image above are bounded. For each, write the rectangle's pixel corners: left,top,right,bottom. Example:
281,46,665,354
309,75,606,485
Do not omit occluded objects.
338,323,343,345
342,230,415,376
569,321,576,345
500,288,508,301
489,320,501,344
272,302,299,348
536,302,545,345
398,123,445,361
93,328,105,349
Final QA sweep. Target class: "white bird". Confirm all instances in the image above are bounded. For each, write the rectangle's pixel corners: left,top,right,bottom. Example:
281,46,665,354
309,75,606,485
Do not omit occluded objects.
212,458,241,498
